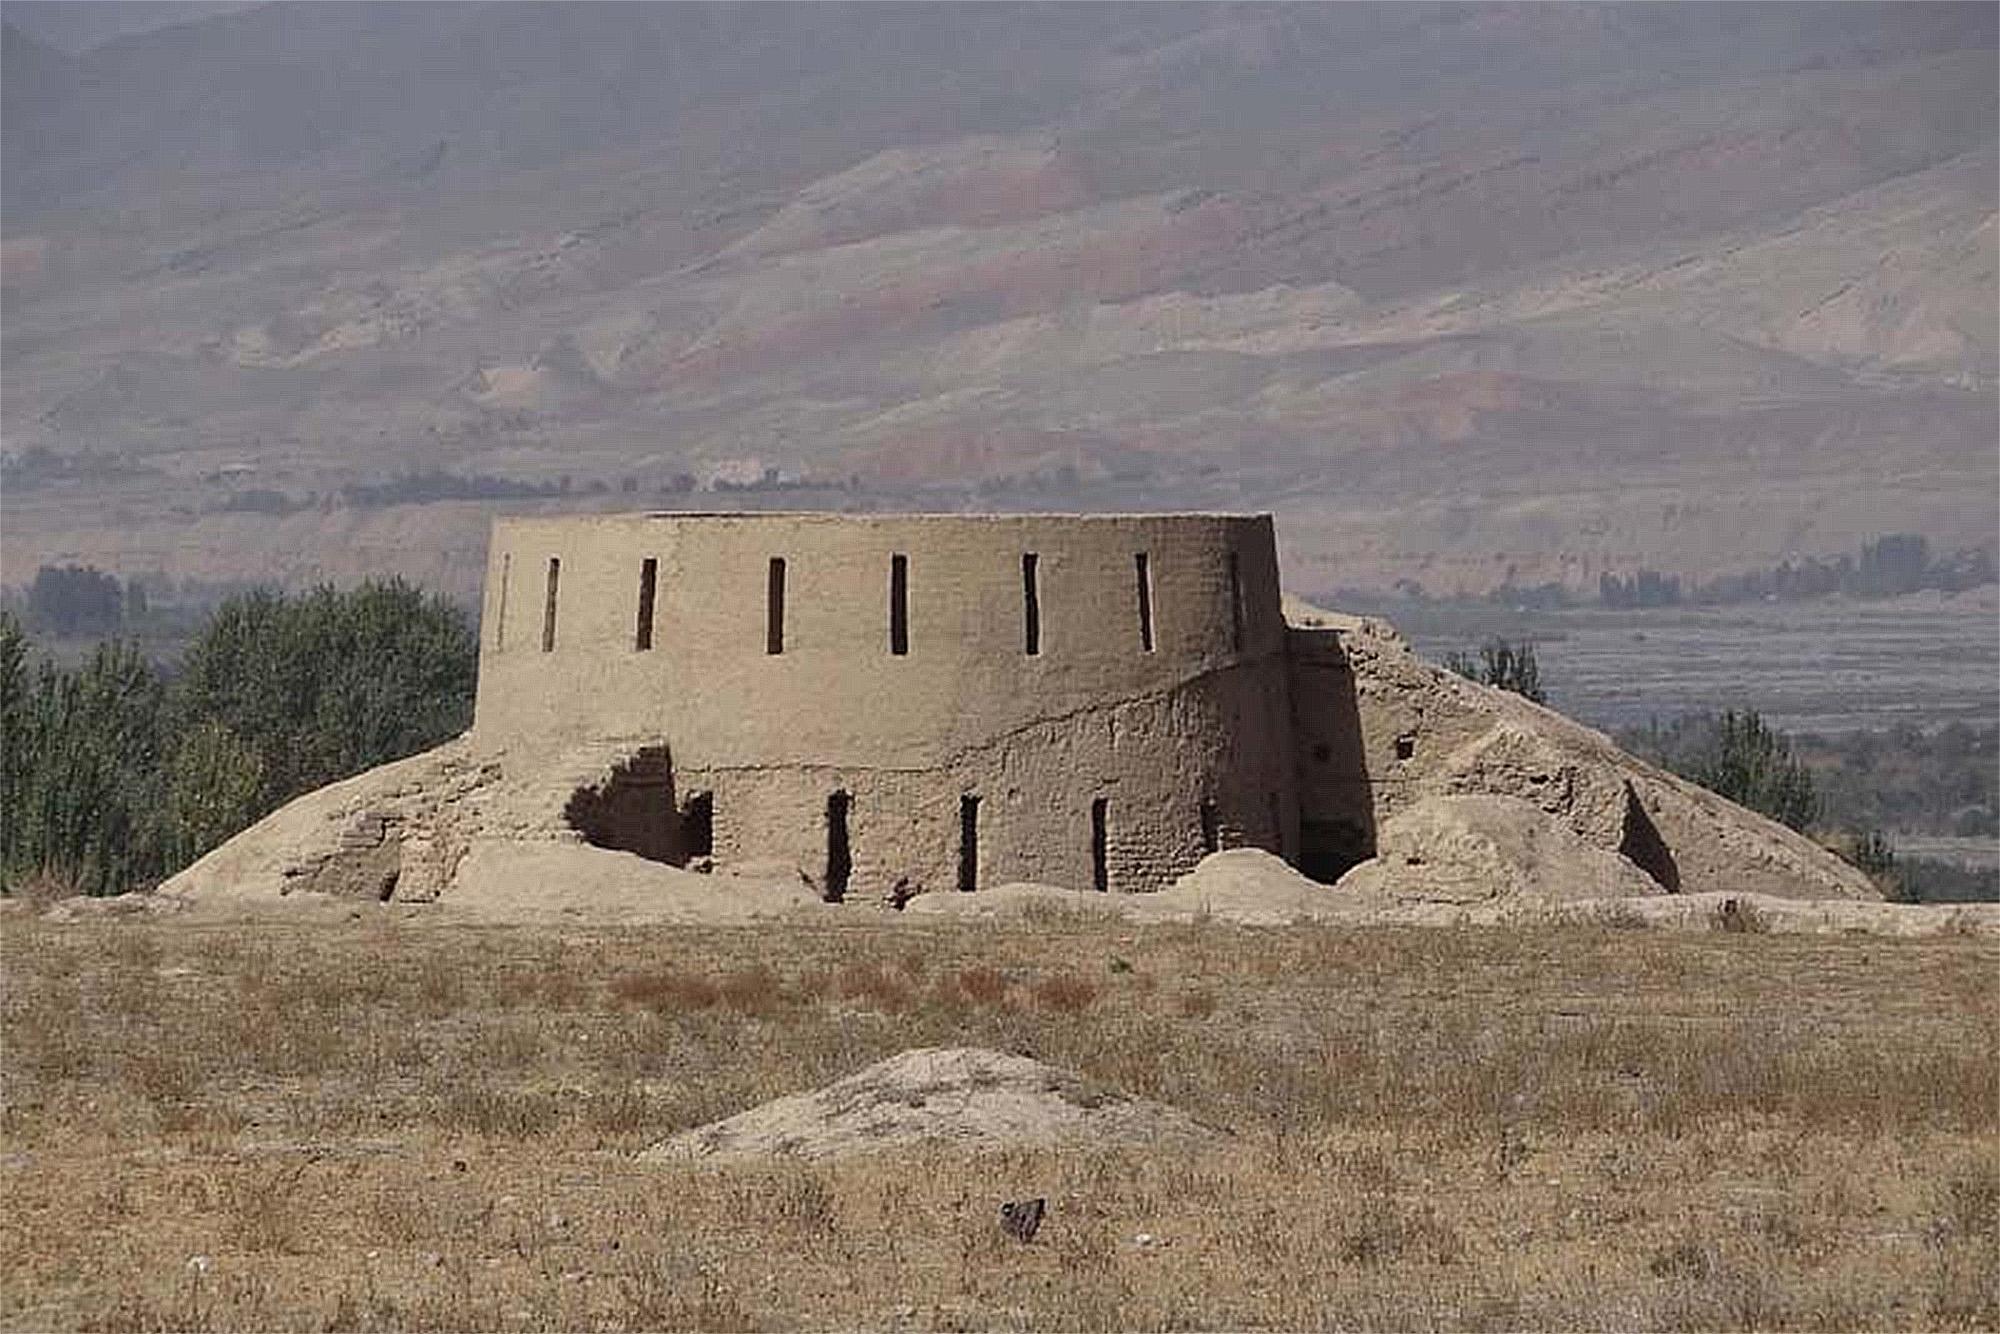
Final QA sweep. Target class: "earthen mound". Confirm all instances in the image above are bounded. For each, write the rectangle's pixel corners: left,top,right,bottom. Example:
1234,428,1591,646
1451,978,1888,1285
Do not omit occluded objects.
1146,844,1647,924
903,852,1372,924
153,736,828,921
1287,604,1878,902
1336,794,1664,904
638,1047,1221,1163
900,880,1121,921
1150,847,1382,922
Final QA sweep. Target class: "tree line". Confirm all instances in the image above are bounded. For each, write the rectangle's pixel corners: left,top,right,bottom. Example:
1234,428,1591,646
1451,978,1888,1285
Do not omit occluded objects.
1386,532,1995,610
1619,713,1998,905
6,563,270,646
19,564,140,638
1,580,475,897
1599,534,1996,609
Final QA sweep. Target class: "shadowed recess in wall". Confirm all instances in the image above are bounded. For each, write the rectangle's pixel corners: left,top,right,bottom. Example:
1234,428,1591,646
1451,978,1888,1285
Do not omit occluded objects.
564,746,693,866
1291,627,1377,883
1618,782,1681,893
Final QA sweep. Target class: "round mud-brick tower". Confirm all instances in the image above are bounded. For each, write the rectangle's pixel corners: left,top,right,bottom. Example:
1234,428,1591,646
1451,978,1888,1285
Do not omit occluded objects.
474,512,1297,902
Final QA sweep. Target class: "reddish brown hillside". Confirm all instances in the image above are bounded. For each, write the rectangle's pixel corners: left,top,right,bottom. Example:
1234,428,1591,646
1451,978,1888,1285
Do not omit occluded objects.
1,3,1993,596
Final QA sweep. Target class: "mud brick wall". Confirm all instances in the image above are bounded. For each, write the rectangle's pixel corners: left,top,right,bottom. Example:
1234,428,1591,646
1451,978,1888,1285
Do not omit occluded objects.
473,512,1295,899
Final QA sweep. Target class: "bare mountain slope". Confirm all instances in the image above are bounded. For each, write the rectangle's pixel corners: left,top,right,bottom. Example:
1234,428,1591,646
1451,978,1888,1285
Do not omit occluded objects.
3,3,1994,597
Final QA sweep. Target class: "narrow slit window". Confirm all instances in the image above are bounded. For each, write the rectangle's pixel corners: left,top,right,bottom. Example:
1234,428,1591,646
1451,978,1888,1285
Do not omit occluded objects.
541,557,560,652
766,557,787,655
1090,797,1110,893
824,791,852,902
1228,551,1245,651
635,557,658,651
889,553,909,656
958,795,980,893
1134,552,1155,652
1021,553,1041,656
1200,800,1220,854
495,553,511,651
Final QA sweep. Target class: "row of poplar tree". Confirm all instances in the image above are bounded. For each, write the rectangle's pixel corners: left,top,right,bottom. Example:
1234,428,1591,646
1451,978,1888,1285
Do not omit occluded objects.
0,580,476,897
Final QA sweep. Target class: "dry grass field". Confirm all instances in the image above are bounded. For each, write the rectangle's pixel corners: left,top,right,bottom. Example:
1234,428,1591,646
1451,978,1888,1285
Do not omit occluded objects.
2,910,1995,1331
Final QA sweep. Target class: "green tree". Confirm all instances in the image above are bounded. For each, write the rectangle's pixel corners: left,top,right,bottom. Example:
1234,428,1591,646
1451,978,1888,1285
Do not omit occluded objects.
1444,637,1547,704
0,614,34,873
27,564,125,637
162,721,266,867
2,583,476,899
0,630,168,895
1849,829,1897,878
174,579,476,810
1627,710,1820,833
1694,710,1820,832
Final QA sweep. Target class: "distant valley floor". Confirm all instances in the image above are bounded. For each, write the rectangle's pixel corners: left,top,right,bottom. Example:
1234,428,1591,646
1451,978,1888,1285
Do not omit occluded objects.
1365,591,2000,736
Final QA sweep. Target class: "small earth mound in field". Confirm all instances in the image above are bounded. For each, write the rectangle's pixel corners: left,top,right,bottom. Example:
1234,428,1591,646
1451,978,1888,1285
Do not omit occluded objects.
638,1047,1221,1163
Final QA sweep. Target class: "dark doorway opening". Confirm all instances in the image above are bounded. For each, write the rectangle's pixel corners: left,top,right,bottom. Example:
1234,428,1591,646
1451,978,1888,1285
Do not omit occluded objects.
680,791,714,859
824,791,852,902
1090,797,1109,892
1200,800,1220,854
1300,819,1371,882
958,795,980,892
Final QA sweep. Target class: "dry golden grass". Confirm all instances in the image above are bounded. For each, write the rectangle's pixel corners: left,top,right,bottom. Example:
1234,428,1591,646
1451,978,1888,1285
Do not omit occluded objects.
1,912,1995,1331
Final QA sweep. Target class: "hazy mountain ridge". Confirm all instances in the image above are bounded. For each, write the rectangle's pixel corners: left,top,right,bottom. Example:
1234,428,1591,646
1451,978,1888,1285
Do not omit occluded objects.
2,3,1994,598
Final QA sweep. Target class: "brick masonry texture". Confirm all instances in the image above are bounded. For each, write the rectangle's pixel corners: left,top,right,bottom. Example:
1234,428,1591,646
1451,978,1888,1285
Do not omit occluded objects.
474,513,1293,900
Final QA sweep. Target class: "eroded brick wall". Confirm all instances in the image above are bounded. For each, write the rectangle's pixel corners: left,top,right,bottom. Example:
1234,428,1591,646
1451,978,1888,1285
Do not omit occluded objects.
473,512,1294,899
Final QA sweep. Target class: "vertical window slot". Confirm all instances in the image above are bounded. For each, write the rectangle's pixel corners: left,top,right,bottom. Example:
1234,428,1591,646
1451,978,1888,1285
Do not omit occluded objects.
541,557,560,653
824,791,852,902
766,557,787,655
1021,553,1041,656
958,795,980,893
1090,797,1109,893
889,553,909,656
495,553,511,651
1228,551,1245,651
1200,800,1220,854
635,558,658,651
1134,552,1155,652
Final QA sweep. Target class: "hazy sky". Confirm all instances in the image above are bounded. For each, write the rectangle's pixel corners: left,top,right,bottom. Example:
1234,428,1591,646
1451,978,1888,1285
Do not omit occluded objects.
5,1,256,53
